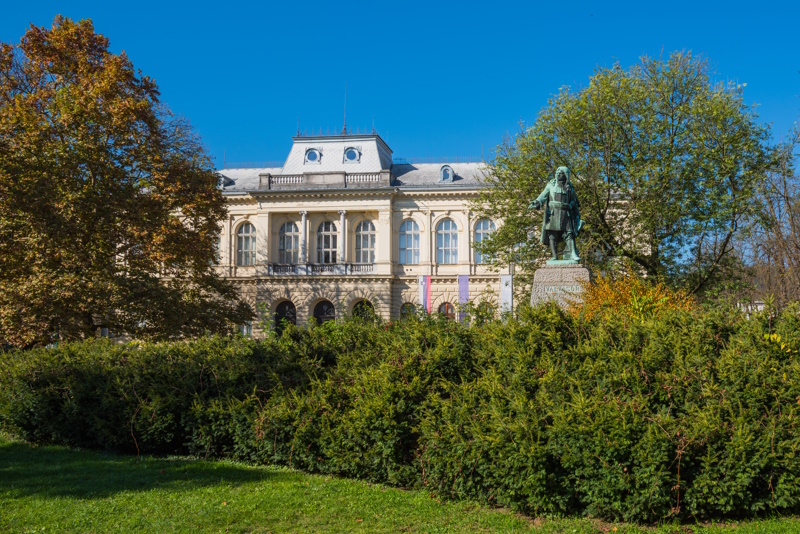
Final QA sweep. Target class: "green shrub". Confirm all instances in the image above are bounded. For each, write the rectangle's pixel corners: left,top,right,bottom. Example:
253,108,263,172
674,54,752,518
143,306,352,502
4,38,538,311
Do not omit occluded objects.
249,315,476,487
0,334,323,453
2,304,799,523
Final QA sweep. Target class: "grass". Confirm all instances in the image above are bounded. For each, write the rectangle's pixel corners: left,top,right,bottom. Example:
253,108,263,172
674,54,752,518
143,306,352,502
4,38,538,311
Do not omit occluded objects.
1,434,799,533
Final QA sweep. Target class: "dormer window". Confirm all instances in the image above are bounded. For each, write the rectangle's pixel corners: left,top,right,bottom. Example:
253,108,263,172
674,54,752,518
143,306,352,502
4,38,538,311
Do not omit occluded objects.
305,148,322,164
440,165,454,182
344,147,361,163
216,173,234,189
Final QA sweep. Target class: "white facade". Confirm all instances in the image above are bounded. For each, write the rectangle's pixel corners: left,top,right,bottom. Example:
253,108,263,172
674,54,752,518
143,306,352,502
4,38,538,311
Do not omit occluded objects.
216,133,500,331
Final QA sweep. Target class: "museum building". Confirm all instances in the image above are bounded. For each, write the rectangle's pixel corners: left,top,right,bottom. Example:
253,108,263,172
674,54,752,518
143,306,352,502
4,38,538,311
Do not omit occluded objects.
215,132,500,333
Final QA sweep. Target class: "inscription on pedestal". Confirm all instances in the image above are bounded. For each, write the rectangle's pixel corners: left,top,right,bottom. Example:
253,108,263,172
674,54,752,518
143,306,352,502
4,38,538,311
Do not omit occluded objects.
530,264,590,309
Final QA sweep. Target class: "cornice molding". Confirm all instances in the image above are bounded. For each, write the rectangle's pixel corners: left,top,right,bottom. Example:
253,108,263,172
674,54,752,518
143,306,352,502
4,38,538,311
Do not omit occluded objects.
225,275,501,284
224,187,483,201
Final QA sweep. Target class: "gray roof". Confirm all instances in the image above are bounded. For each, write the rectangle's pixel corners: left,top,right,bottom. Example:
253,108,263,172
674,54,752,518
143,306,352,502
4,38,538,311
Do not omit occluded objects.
390,163,488,188
217,167,282,192
217,134,489,193
217,162,489,193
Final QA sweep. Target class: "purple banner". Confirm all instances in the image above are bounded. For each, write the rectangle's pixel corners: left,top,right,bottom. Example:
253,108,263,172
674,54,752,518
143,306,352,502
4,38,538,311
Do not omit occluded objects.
458,275,469,321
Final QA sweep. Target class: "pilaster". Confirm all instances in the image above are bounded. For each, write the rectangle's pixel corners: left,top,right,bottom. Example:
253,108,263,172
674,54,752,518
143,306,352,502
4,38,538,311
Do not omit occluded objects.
299,211,308,263
375,209,392,275
256,211,270,276
338,210,347,263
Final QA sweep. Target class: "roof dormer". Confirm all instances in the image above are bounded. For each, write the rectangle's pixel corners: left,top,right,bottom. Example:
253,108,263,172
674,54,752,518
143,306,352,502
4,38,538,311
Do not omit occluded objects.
439,165,454,183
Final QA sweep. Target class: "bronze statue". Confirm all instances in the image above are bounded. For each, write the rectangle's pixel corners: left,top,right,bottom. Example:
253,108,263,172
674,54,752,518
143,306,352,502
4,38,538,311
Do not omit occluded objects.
529,166,583,262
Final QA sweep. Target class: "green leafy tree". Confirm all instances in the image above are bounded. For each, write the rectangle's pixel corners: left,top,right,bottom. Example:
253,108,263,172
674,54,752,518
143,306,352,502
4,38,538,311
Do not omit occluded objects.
0,17,253,347
474,52,774,295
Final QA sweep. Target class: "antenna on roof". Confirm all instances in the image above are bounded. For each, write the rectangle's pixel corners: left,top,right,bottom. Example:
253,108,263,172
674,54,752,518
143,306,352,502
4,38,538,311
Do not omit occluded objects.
342,83,347,135
372,116,375,134
296,117,299,136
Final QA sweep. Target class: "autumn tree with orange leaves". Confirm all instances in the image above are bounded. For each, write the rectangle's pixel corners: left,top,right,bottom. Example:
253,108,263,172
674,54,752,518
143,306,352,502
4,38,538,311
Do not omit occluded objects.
0,17,252,347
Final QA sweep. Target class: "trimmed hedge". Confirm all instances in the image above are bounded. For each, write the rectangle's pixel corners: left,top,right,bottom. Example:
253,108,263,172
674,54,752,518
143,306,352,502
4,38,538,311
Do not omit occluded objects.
2,305,799,523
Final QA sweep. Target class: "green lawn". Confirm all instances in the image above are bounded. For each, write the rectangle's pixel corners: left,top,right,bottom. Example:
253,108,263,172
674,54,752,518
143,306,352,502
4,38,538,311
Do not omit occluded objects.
1,434,798,533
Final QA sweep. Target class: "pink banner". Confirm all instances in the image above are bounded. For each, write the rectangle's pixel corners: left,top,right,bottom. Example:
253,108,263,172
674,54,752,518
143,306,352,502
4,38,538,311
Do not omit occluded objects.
418,275,431,313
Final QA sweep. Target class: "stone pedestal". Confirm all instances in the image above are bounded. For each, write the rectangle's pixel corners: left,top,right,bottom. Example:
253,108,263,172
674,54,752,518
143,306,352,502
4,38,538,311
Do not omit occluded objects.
530,262,590,308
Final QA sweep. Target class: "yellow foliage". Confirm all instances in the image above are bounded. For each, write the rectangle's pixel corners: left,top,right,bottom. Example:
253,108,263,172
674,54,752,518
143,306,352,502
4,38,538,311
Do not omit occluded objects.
764,333,798,354
572,264,696,321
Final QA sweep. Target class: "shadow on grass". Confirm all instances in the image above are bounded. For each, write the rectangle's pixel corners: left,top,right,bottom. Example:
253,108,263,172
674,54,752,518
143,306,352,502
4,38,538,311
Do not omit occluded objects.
0,439,292,500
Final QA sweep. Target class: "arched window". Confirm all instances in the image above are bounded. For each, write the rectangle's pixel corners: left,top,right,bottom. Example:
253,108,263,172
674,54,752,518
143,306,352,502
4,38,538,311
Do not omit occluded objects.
400,303,417,319
316,221,337,264
278,222,300,264
236,222,256,266
313,300,336,324
438,302,455,320
354,221,376,264
399,220,420,265
352,299,374,320
440,165,454,182
473,219,496,264
436,219,458,264
274,300,296,335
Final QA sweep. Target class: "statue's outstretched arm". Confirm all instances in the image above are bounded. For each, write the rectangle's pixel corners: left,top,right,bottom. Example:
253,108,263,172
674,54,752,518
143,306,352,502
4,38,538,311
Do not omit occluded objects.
529,184,550,210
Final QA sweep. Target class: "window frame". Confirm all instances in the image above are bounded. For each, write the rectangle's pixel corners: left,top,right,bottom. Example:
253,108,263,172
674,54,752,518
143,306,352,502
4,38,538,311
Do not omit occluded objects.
305,148,322,164
436,218,458,265
398,219,420,265
473,219,496,264
438,302,456,320
238,321,253,336
274,300,297,335
313,300,336,324
343,147,361,163
400,302,417,319
440,165,454,182
278,222,300,264
236,222,256,266
316,221,338,264
354,220,376,264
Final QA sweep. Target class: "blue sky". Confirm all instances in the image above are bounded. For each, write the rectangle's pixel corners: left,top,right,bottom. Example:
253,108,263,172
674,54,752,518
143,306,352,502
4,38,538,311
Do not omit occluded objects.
2,1,799,167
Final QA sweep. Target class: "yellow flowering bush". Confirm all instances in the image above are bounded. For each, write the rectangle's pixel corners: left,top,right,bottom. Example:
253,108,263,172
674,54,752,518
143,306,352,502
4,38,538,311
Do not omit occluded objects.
572,263,696,321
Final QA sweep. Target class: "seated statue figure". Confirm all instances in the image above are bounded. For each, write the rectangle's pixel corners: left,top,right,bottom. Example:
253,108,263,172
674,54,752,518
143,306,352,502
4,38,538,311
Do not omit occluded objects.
528,166,583,262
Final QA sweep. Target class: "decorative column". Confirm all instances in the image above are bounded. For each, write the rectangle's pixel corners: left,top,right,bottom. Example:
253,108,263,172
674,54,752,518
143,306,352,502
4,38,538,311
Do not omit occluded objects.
338,210,346,263
299,211,308,263
223,215,233,277
425,210,433,275
460,210,471,274
376,208,392,275
256,210,270,275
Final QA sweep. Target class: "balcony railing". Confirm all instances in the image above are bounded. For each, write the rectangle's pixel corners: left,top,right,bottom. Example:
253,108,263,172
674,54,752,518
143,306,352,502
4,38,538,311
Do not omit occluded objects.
349,263,374,273
259,171,391,189
270,264,297,275
267,263,375,275
310,263,336,274
345,173,382,184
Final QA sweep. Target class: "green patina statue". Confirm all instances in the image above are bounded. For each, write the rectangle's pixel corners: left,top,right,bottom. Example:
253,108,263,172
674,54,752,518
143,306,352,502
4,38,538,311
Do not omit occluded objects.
529,166,584,263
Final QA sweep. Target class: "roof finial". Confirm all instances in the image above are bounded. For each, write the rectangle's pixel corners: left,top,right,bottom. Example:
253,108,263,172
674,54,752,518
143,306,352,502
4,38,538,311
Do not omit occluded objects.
342,82,347,135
